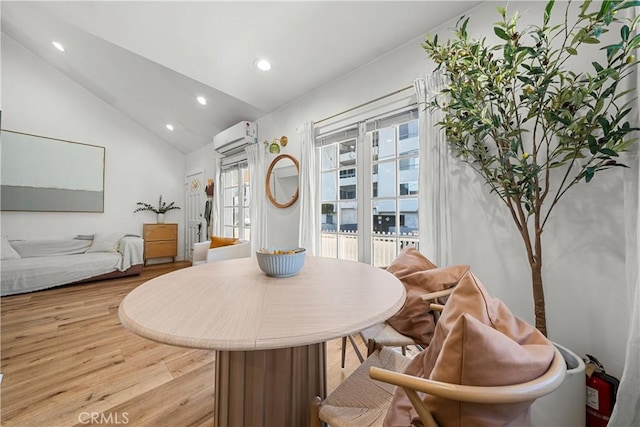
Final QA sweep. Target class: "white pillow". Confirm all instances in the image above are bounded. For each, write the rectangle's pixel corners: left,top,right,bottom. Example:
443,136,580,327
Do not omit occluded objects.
87,233,122,253
1,238,21,260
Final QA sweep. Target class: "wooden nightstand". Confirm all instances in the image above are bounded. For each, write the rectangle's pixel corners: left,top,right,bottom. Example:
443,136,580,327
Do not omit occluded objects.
143,223,178,265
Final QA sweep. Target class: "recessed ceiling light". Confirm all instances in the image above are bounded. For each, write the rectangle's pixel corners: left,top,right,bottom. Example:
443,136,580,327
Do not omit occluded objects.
52,41,65,52
254,58,271,71
197,96,207,105
166,124,174,131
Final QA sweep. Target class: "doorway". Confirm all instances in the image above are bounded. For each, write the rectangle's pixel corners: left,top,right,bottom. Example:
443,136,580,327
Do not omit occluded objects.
184,171,206,262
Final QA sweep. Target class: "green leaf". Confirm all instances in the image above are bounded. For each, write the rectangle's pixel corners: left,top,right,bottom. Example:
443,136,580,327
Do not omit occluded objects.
621,25,630,42
588,135,598,154
600,1,615,24
614,1,640,12
628,34,640,50
561,151,586,162
579,0,592,15
614,137,639,152
585,167,595,182
599,147,620,157
605,44,623,60
631,14,640,32
494,27,510,41
544,0,555,26
460,17,470,37
573,28,586,45
594,26,604,38
598,117,611,135
567,47,578,55
517,75,535,85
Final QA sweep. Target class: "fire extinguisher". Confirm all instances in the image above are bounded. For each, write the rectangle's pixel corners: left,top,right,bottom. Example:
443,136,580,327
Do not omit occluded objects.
585,354,620,427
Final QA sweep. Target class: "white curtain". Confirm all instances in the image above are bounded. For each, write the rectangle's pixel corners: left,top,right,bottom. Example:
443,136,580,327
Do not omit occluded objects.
609,62,640,426
415,73,453,267
297,122,318,254
213,151,222,236
245,143,267,255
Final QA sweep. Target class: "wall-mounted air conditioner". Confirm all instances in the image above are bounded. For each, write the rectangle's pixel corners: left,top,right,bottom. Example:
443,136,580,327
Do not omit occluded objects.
213,121,257,156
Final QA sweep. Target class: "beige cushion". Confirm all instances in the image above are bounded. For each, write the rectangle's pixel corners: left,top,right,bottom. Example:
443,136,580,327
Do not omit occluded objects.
385,270,554,427
385,247,469,347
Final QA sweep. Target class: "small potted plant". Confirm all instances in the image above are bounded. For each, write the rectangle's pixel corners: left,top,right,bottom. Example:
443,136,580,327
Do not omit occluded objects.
134,195,181,223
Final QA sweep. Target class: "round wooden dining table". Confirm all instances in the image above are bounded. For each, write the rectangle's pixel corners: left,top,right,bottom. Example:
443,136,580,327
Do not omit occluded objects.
119,255,405,427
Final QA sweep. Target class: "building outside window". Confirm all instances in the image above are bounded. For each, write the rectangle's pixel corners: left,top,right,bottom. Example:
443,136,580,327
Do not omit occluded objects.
320,137,358,261
369,118,419,267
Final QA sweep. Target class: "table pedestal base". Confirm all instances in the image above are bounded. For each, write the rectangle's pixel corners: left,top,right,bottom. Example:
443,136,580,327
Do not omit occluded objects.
215,342,327,427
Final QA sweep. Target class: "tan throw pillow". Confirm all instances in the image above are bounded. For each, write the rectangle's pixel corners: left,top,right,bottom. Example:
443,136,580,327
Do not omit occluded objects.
386,247,438,277
426,314,554,426
209,235,239,249
386,264,470,347
384,270,554,427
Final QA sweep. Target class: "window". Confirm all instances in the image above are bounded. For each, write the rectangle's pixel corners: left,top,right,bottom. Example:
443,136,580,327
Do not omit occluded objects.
369,117,419,267
221,165,251,240
318,108,419,266
320,137,358,261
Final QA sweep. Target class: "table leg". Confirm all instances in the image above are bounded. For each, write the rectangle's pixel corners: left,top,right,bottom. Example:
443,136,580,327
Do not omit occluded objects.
215,342,327,427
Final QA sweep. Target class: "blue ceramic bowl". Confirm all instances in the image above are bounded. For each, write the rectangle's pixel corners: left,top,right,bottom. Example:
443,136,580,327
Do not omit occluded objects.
256,248,306,277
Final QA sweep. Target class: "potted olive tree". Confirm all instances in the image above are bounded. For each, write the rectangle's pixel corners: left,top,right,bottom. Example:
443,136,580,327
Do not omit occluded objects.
422,2,638,422
423,0,638,337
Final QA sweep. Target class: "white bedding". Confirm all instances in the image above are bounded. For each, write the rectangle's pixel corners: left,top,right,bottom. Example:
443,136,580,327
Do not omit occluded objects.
1,236,144,296
1,253,121,296
118,236,144,271
9,239,92,257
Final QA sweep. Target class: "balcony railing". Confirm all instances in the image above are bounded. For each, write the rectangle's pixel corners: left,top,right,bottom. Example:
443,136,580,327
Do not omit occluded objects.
320,232,419,267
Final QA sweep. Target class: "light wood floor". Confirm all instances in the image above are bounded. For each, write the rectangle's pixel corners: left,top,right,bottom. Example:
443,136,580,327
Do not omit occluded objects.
0,262,368,427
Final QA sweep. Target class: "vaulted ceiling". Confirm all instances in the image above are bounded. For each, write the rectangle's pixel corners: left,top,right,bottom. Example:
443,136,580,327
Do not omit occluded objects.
1,1,483,154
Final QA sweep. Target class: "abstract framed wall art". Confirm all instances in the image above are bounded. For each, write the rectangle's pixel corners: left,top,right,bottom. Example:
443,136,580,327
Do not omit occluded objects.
1,130,105,212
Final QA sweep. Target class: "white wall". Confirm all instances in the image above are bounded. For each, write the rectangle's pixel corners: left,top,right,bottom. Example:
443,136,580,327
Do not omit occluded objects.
1,35,187,260
185,143,216,196
189,1,632,377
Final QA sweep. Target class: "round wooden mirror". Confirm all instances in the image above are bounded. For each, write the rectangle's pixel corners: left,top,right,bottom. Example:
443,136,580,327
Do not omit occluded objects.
266,154,300,208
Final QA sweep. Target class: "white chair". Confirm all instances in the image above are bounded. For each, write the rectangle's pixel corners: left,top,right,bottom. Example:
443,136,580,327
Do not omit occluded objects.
192,240,251,265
